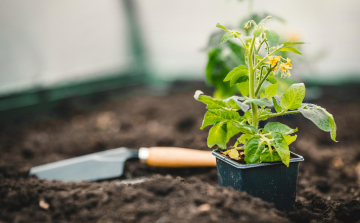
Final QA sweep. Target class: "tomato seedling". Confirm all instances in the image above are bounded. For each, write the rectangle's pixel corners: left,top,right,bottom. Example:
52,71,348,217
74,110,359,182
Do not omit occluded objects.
195,16,337,167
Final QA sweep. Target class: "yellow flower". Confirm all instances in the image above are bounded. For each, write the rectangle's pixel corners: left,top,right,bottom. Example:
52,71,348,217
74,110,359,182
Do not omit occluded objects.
280,63,292,78
285,58,292,67
265,55,281,66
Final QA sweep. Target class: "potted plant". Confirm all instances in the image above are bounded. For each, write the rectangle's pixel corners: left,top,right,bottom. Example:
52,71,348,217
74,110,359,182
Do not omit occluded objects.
194,16,337,212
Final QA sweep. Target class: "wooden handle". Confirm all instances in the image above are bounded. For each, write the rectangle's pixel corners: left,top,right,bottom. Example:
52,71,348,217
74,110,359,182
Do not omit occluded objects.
145,147,217,168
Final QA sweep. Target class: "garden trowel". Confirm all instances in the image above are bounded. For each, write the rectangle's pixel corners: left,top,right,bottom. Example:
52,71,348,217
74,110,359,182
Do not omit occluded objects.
29,147,216,182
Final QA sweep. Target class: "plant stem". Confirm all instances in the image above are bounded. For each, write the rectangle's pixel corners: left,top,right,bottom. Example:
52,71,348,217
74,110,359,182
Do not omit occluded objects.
255,67,272,96
248,37,258,128
259,110,300,119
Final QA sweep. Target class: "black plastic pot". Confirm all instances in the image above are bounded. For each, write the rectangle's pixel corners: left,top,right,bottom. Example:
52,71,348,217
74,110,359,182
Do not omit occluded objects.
212,151,304,212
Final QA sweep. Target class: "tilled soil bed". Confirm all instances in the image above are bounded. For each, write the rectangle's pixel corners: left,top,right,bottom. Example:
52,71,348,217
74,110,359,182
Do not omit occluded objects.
1,83,360,223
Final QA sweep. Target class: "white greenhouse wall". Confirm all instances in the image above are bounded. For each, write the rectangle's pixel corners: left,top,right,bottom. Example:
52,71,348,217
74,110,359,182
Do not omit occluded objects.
0,0,359,95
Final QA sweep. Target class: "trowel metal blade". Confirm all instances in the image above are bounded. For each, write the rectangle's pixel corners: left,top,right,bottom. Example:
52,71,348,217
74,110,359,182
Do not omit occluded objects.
29,147,138,182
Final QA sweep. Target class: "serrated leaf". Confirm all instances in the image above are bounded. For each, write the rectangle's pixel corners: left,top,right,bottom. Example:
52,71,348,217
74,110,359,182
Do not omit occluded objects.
264,122,297,134
245,97,273,107
260,149,282,162
265,29,280,46
272,96,282,113
221,32,235,44
283,135,297,145
298,104,330,131
208,122,227,149
237,80,249,97
200,109,241,130
253,27,264,37
323,110,337,142
280,83,305,111
315,106,337,142
224,96,249,112
265,84,278,99
271,132,290,167
226,121,256,142
216,23,229,31
280,46,302,55
224,65,249,86
244,137,264,164
238,134,253,144
283,42,305,46
194,91,228,109
299,104,337,142
231,122,257,134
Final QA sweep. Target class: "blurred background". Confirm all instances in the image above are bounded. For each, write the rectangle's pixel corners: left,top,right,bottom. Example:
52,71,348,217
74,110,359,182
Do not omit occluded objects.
0,0,359,121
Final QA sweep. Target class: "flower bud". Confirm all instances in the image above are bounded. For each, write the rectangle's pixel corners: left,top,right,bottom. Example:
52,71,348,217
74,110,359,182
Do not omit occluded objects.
244,21,251,29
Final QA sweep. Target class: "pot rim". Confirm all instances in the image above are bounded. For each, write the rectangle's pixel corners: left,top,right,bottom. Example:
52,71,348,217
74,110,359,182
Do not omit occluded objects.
212,150,304,169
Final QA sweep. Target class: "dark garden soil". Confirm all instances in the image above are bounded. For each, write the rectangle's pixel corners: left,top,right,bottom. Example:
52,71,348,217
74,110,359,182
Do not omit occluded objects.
1,83,360,222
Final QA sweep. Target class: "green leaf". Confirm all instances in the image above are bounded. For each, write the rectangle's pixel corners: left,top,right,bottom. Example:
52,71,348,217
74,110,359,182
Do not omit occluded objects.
208,122,227,149
260,92,265,99
226,120,242,141
216,23,229,32
322,109,337,142
280,47,302,55
271,132,290,167
265,29,280,46
264,122,297,134
265,84,278,99
200,109,241,130
283,42,305,46
253,26,264,37
238,134,253,144
231,122,257,134
283,135,297,145
224,96,249,112
194,91,228,109
255,54,263,60
224,65,249,86
272,96,282,113
245,97,273,107
280,83,306,111
226,121,256,141
237,80,249,97
259,108,272,121
221,32,235,44
260,150,281,162
299,104,329,131
299,104,337,142
244,137,264,164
